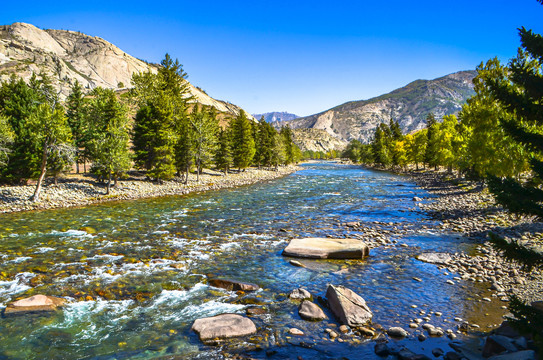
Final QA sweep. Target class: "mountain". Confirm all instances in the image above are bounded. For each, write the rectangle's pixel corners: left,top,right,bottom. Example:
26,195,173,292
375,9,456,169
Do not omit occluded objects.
252,111,299,124
292,129,348,153
285,70,476,143
0,22,255,120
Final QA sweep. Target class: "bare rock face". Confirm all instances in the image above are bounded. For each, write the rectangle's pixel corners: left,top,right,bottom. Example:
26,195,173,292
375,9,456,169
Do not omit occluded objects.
283,238,369,259
208,278,259,292
416,252,452,265
326,284,372,327
191,314,257,342
3,294,66,316
298,300,327,321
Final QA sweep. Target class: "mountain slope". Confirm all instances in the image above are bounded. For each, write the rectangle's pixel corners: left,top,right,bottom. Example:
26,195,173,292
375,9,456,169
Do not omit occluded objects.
252,111,299,124
0,22,254,119
286,70,476,143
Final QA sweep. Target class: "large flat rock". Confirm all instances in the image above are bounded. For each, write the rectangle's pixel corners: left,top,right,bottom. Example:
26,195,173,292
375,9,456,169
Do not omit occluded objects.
416,252,452,265
283,238,369,259
3,295,66,316
208,278,259,292
326,284,372,327
191,314,257,342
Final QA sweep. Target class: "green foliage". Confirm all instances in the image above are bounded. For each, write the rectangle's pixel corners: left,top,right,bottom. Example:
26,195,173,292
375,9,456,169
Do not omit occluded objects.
214,128,232,174
65,80,89,173
0,114,14,167
85,88,131,192
371,123,392,166
190,106,218,179
504,295,543,355
230,111,255,170
280,125,296,165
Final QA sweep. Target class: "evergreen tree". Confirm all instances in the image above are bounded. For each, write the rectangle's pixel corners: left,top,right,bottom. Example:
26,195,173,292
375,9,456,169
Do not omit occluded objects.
86,88,131,194
0,115,14,168
190,106,218,181
27,103,73,201
371,123,392,166
65,80,88,173
215,128,232,175
175,115,195,184
230,111,255,171
485,21,543,217
280,125,295,164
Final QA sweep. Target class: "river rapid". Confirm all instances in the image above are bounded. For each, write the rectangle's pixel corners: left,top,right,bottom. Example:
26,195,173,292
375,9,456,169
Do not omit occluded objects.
0,162,506,359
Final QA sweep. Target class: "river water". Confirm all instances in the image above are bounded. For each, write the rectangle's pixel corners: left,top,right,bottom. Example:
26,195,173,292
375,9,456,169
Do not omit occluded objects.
0,162,505,359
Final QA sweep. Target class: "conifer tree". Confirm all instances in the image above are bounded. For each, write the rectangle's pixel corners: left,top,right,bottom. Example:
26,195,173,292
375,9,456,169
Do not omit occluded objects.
230,111,255,171
280,125,295,165
0,115,14,168
215,128,232,175
485,21,543,217
190,106,218,181
66,80,88,173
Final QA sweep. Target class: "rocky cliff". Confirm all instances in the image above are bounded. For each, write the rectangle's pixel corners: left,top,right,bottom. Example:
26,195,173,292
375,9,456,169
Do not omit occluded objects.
286,70,476,143
0,22,254,119
252,111,299,124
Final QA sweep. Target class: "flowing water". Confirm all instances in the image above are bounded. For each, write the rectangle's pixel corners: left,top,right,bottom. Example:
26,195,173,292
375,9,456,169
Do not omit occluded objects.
0,162,505,359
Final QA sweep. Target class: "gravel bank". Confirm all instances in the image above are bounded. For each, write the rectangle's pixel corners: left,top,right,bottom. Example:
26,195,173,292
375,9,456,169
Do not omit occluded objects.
408,170,543,305
0,166,298,214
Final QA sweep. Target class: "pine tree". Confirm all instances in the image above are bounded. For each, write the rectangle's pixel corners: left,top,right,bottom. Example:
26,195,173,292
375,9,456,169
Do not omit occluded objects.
230,111,255,171
86,88,131,194
280,125,295,165
65,80,88,173
215,128,232,175
485,22,543,217
190,106,218,182
0,115,14,168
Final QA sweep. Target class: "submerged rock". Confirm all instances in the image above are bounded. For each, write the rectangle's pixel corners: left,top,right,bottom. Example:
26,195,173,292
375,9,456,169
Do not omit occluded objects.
289,288,312,300
191,314,257,342
416,252,452,265
283,238,369,259
208,278,259,292
298,300,327,321
3,294,66,316
387,327,408,338
326,284,372,327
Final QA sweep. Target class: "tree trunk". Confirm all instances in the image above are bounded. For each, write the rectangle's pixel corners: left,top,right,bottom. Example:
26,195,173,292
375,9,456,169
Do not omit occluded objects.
114,175,118,187
84,161,87,173
106,171,112,195
76,161,80,174
196,160,200,183
31,146,48,202
184,165,189,185
54,174,58,185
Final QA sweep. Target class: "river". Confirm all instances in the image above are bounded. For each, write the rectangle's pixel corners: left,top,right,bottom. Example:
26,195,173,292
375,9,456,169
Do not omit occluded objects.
0,162,505,359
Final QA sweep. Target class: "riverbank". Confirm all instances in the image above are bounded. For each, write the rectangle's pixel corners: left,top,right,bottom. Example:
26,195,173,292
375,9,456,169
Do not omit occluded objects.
0,165,299,214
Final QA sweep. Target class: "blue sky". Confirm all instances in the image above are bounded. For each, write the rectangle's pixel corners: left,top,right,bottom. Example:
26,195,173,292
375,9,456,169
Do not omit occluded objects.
2,1,542,116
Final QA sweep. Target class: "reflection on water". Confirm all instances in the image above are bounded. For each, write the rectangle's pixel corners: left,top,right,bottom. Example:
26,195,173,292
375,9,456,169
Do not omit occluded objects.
0,162,503,359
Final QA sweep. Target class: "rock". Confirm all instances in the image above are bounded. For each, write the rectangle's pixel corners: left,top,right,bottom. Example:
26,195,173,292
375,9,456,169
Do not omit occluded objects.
494,322,521,338
298,300,327,321
418,334,427,341
413,197,423,202
444,352,462,360
483,335,518,357
339,325,349,333
432,348,444,357
208,278,259,292
282,238,369,259
329,330,338,339
531,301,543,313
3,295,66,316
326,284,372,327
417,252,452,265
191,314,257,342
289,260,306,268
288,328,304,336
374,343,390,357
387,326,408,338
488,350,536,360
289,288,311,300
358,326,375,336
246,307,266,316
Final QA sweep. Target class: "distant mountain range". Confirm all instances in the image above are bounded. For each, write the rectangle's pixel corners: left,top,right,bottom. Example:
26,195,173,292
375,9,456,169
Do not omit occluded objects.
252,111,299,124
284,70,476,144
0,22,255,120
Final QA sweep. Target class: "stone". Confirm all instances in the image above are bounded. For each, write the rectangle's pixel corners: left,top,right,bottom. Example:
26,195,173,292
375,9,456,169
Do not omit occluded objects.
483,335,518,357
432,348,444,357
416,252,452,265
531,301,543,313
282,238,369,259
289,288,311,300
298,300,327,321
488,350,536,360
288,328,304,336
191,314,257,341
413,196,423,202
3,295,66,316
444,352,462,360
418,334,427,341
374,342,390,357
387,326,408,338
358,326,375,336
246,307,266,316
339,325,349,333
289,260,306,268
208,278,259,292
326,284,372,327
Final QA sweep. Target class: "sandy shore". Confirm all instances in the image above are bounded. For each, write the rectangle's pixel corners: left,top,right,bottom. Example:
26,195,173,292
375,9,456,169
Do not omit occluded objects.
0,166,299,214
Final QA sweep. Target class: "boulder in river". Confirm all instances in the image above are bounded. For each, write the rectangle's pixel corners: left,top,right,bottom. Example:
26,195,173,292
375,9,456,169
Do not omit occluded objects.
191,314,257,342
208,278,259,292
416,252,452,265
283,238,369,259
326,284,372,327
289,288,312,300
3,295,66,316
298,300,327,321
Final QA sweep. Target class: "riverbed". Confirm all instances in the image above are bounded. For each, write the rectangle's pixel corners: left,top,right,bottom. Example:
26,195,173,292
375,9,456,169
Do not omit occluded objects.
0,162,507,359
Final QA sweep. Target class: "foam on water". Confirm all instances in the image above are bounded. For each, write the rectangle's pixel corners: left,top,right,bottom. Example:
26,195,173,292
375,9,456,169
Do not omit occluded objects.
50,229,93,238
34,247,56,253
8,256,33,263
0,272,35,302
